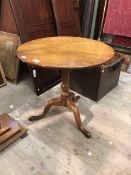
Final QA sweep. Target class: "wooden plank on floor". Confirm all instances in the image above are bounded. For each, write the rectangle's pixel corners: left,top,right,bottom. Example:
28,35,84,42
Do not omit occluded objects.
0,126,21,144
0,126,11,136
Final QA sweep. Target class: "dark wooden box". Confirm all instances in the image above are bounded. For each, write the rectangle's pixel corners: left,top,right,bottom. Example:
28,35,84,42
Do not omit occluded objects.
70,54,123,101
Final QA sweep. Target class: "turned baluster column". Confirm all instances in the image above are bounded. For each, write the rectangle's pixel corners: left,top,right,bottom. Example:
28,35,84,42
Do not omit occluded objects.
61,69,70,106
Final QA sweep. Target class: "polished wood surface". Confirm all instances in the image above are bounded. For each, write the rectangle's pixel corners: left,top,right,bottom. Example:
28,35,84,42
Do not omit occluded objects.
17,36,115,138
0,113,27,152
17,36,115,69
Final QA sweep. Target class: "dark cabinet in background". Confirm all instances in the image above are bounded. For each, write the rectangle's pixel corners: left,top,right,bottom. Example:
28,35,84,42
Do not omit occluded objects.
30,66,61,96
70,54,123,101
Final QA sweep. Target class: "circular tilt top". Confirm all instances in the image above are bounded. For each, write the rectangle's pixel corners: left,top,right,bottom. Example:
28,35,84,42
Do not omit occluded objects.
17,36,115,69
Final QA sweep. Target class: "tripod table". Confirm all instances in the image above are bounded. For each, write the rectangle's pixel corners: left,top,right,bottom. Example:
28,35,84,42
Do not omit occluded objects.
17,36,115,138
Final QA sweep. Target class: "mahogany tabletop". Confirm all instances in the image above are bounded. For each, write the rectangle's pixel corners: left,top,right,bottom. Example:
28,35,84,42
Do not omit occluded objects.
17,36,115,69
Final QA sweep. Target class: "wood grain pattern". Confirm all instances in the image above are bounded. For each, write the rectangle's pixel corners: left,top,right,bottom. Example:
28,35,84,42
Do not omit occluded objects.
0,127,11,136
0,126,21,144
17,36,115,137
9,0,56,42
51,0,81,36
0,0,18,34
0,113,27,152
17,36,115,69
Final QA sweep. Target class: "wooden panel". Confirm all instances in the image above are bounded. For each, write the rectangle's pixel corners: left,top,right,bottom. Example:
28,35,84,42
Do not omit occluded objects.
0,0,18,34
10,0,57,42
51,0,81,36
